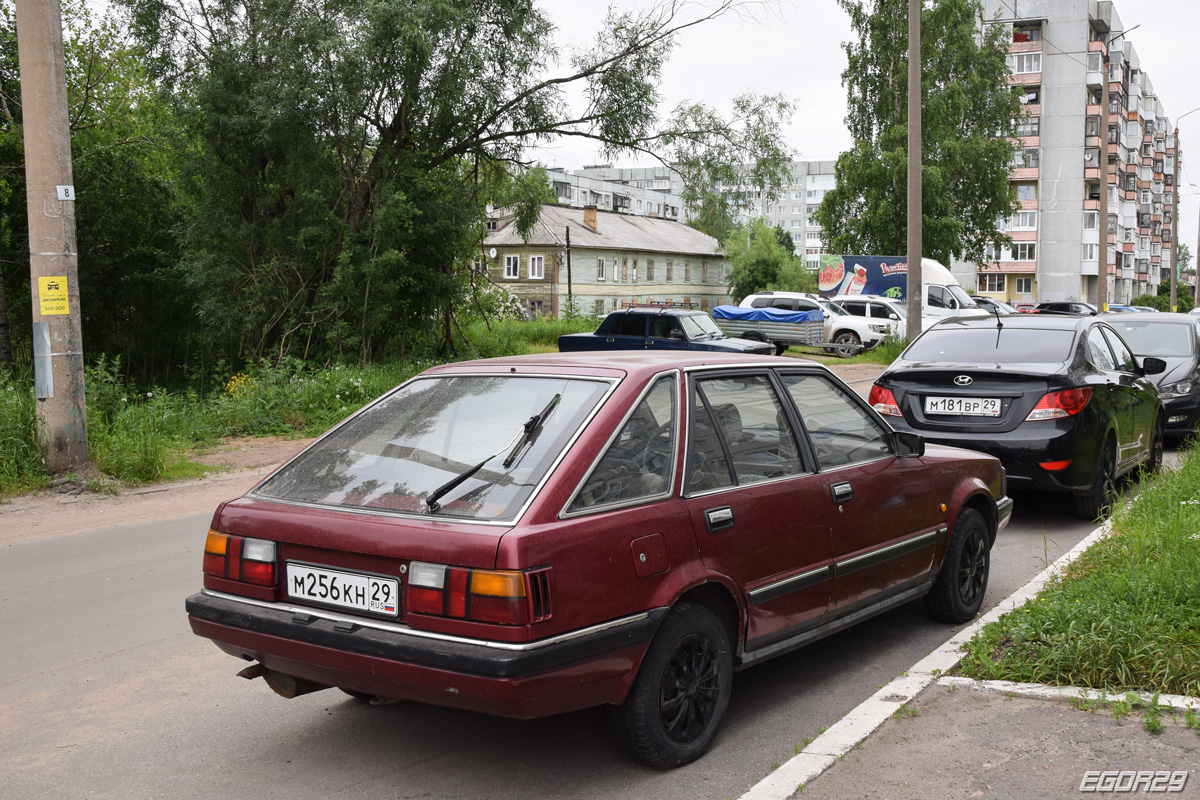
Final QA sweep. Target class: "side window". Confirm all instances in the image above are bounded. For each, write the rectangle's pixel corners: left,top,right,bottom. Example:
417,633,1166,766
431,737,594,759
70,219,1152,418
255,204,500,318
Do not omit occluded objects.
1100,327,1138,371
770,298,796,310
568,377,676,512
686,375,802,493
610,315,646,337
750,297,772,308
869,304,895,320
841,302,866,318
927,286,950,309
1085,327,1116,370
780,373,891,469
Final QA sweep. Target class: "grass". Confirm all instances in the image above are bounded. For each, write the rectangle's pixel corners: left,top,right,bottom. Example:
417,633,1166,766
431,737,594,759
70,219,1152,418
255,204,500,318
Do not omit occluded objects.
959,445,1200,697
0,315,598,495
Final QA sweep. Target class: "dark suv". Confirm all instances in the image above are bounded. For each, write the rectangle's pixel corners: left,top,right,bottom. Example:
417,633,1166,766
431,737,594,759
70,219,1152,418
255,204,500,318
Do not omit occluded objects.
1033,301,1098,316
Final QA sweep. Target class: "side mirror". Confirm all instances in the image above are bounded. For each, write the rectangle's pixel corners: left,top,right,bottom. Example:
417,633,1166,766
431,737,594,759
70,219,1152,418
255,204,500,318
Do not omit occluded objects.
889,313,900,321
669,330,687,341
1141,356,1167,376
891,430,925,458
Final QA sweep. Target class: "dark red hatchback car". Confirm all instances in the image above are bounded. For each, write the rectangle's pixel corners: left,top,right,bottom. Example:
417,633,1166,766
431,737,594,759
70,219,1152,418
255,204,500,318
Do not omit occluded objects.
188,353,1012,767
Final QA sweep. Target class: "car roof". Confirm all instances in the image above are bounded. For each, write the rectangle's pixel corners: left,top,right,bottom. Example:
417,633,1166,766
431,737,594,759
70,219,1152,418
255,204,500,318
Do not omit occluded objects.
610,307,705,317
1099,311,1198,325
425,351,823,381
928,314,1095,332
833,294,903,302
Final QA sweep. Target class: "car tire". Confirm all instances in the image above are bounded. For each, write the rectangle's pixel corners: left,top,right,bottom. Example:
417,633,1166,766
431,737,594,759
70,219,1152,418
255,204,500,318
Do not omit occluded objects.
607,602,732,769
924,508,990,623
832,331,861,359
1146,416,1164,475
1074,437,1118,521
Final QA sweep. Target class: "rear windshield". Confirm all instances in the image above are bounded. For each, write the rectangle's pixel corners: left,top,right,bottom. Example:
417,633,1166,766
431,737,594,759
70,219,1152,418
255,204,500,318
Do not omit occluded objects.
1104,320,1196,357
904,328,1076,363
254,376,610,521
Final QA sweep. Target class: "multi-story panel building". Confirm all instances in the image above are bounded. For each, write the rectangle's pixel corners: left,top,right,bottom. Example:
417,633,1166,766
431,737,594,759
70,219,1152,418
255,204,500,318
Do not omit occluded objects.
573,160,838,272
482,204,730,318
544,168,684,221
963,1,1179,307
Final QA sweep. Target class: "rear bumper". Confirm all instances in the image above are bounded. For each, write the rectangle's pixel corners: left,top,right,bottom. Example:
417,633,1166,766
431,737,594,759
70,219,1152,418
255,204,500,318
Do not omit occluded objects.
187,590,664,718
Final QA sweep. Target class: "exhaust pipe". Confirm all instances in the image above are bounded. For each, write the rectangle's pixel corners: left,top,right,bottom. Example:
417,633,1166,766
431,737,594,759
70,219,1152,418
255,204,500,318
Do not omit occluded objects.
237,663,330,699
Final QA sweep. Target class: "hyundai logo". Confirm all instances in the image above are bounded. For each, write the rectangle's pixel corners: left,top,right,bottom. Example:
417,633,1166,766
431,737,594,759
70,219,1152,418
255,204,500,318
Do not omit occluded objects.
953,375,974,387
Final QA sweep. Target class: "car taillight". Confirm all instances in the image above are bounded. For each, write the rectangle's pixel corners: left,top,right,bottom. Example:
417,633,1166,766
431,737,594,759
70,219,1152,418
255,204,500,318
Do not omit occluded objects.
407,561,551,625
1025,388,1093,421
869,384,902,417
204,530,276,587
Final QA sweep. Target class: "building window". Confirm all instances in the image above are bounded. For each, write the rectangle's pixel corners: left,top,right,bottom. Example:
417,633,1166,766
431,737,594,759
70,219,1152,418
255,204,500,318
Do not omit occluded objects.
1083,211,1099,231
1014,243,1036,261
1016,183,1037,201
702,261,709,283
528,255,544,280
1013,24,1040,42
1015,277,1033,294
1083,243,1099,261
594,299,605,316
486,220,499,231
700,298,709,311
528,300,544,318
1016,117,1040,137
647,259,655,281
684,261,692,282
981,274,1006,292
597,257,606,281
1014,210,1037,230
632,258,639,283
504,254,519,279
1020,148,1039,168
666,260,674,282
1009,53,1041,74
622,258,628,281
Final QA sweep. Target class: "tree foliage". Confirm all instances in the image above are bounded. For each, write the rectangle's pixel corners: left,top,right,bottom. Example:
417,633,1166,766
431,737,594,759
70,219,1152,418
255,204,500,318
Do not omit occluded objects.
723,218,805,301
116,0,794,365
814,0,1020,265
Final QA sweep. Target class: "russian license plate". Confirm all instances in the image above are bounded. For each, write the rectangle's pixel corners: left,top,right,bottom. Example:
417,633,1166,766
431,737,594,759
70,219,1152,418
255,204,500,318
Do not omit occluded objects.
925,396,1001,416
285,563,400,617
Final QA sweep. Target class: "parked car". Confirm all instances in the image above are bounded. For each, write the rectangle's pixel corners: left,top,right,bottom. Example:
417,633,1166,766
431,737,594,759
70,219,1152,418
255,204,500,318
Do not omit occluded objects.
972,296,1018,315
1032,301,1099,316
1105,304,1140,313
558,306,773,355
1130,305,1158,313
1101,312,1200,438
1189,307,1200,317
869,315,1164,520
832,294,909,337
1015,303,1037,314
187,352,1012,768
735,290,887,356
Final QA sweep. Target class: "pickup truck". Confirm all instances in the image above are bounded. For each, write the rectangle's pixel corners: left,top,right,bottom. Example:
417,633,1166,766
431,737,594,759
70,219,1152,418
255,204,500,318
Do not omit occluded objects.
558,306,774,355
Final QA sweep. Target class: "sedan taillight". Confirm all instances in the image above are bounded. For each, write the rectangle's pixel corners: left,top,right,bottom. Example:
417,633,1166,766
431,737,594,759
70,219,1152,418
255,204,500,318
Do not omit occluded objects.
1025,388,1093,421
407,561,551,625
869,384,902,417
204,530,276,586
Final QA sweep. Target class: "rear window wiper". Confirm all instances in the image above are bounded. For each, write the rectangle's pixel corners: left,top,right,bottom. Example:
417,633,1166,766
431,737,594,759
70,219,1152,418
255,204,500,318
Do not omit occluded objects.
424,394,561,513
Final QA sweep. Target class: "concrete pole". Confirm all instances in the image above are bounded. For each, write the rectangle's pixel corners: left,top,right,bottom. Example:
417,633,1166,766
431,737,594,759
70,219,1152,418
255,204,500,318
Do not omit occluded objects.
1098,53,1109,311
1171,127,1179,312
14,0,88,470
905,0,922,341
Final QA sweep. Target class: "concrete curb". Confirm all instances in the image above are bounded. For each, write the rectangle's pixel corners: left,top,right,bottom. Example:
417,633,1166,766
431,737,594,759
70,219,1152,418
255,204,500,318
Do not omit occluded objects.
738,520,1114,800
936,676,1200,713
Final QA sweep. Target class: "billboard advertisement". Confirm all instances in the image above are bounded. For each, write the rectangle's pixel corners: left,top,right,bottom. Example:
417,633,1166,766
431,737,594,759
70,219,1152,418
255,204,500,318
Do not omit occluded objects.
817,254,909,299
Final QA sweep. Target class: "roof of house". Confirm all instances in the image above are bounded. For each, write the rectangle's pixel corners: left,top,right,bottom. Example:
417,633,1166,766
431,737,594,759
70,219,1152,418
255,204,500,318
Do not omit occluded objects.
484,204,723,258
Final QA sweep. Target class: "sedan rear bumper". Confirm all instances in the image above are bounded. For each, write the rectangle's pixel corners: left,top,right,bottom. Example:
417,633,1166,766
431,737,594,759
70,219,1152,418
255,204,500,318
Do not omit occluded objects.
187,590,664,718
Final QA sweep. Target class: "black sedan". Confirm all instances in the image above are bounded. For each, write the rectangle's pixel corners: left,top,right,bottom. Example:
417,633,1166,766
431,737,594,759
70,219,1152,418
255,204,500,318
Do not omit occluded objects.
1101,313,1200,439
869,315,1165,520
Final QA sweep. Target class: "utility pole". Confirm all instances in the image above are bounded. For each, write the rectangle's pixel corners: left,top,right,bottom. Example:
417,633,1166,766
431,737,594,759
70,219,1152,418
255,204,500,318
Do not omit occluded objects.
14,0,88,470
1172,126,1180,312
1098,43,1110,312
905,0,922,341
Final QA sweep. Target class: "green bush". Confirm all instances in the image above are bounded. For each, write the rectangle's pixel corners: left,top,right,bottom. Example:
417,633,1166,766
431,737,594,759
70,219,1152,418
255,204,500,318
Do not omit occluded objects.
0,360,47,494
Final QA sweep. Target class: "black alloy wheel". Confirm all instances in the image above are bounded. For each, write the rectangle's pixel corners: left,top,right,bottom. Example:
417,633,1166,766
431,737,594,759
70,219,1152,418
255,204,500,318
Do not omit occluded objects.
608,602,732,768
924,508,990,623
1075,438,1118,520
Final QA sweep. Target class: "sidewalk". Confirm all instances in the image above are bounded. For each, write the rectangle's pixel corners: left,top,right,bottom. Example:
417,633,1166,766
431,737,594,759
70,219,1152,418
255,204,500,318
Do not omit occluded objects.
740,523,1200,800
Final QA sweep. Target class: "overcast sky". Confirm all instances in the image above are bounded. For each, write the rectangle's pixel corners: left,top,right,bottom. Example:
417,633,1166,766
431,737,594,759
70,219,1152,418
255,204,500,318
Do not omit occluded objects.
534,0,1200,268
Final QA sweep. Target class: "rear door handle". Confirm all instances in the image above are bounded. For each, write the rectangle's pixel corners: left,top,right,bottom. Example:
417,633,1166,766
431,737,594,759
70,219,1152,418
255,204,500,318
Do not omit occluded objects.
831,482,853,503
705,506,734,532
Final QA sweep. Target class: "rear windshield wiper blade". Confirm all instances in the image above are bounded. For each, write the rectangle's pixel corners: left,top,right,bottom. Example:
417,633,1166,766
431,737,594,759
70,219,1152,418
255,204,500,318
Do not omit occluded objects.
424,393,561,513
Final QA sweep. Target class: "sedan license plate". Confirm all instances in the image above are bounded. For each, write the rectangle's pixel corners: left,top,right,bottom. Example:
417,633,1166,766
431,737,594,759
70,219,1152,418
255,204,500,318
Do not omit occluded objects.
285,563,400,617
925,396,1001,417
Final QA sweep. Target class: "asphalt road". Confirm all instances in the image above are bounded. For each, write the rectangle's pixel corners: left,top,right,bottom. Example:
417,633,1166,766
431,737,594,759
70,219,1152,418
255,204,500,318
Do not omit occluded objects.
0,467,1130,800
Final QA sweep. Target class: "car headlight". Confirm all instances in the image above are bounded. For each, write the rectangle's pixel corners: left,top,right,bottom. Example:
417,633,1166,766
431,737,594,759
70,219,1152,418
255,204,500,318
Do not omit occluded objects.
1159,380,1194,398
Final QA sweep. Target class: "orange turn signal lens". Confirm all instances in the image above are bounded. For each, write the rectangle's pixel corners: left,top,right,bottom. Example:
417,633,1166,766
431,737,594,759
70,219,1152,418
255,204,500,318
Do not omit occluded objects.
470,570,527,598
205,530,228,555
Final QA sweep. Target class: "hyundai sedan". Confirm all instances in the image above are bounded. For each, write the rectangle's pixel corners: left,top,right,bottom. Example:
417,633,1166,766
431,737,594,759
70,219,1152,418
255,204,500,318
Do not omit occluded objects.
870,316,1164,520
188,352,1011,768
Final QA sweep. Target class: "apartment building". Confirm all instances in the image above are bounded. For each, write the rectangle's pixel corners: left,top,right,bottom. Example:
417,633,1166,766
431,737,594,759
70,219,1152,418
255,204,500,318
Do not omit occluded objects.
963,0,1179,306
544,168,683,221
573,160,838,271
